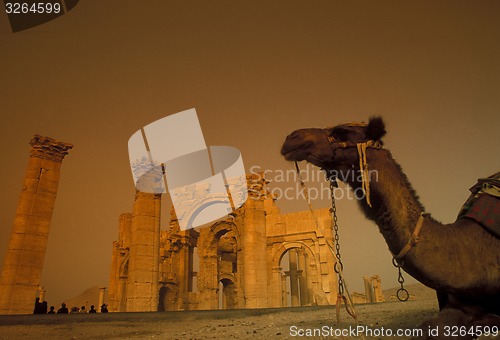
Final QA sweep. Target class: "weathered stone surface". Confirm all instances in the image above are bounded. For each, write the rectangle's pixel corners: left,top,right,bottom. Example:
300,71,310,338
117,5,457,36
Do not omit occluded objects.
0,135,72,315
125,191,161,312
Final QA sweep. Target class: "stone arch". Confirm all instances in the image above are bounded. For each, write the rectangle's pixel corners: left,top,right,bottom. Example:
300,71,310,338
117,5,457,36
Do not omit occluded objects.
182,195,231,230
272,241,317,268
157,284,179,312
218,273,237,309
271,241,320,307
202,220,240,251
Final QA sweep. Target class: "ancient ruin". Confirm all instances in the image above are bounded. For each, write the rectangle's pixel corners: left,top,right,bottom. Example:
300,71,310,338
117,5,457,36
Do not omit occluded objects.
0,135,72,315
108,173,346,312
351,275,385,304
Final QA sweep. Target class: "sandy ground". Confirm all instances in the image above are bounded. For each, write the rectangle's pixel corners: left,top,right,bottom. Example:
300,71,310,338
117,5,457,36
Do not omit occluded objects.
0,286,498,340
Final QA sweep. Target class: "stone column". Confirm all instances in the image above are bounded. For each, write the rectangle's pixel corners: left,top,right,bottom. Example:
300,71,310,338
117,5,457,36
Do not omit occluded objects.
298,251,309,306
285,249,300,307
281,273,287,307
363,276,374,303
108,242,120,312
126,191,161,312
38,287,46,303
0,135,72,315
177,240,190,308
239,197,268,308
271,266,282,307
371,275,385,302
98,287,107,312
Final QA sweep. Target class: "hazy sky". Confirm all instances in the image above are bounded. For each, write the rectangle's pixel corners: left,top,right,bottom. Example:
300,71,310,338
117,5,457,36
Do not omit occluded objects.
1,1,499,306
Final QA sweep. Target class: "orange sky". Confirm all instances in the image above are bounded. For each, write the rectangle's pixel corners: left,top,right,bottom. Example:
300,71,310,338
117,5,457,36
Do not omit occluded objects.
0,1,499,305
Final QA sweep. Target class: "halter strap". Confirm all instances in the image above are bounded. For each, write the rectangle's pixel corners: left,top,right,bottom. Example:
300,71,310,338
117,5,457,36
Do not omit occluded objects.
325,129,382,207
393,212,429,260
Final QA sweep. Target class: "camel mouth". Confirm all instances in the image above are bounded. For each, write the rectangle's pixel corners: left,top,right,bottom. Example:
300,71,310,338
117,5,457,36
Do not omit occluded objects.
280,143,309,162
282,150,304,162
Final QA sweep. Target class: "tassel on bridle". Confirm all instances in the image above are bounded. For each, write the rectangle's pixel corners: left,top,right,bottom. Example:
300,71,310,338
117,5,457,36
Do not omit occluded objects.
325,130,382,208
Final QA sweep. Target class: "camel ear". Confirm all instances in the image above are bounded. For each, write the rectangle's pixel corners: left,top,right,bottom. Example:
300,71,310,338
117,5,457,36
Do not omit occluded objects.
367,116,386,140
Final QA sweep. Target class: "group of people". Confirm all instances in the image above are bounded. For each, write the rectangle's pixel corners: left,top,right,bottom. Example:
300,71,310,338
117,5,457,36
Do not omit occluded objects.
34,298,108,314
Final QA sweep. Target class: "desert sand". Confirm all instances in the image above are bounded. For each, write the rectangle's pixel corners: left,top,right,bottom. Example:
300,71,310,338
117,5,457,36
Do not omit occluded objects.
0,284,497,339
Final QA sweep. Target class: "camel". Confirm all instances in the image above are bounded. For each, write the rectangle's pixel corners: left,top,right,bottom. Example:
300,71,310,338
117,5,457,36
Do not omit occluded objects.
281,117,500,338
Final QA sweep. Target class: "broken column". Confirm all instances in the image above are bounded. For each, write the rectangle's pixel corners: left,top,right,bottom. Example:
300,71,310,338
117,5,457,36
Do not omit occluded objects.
125,191,161,312
0,135,72,315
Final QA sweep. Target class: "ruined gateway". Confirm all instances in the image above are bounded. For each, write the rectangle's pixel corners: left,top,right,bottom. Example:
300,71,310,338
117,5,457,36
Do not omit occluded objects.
107,173,383,312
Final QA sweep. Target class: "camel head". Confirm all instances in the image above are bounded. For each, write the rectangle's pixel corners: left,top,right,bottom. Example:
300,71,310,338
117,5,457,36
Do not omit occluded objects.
280,117,387,171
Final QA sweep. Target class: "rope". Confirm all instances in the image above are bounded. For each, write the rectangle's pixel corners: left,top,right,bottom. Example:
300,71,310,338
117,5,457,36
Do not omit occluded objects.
357,142,372,207
295,161,321,231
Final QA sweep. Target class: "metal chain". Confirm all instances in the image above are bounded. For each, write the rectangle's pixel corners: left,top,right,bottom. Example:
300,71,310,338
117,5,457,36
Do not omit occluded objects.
327,174,359,326
328,166,409,303
392,258,409,302
329,179,345,296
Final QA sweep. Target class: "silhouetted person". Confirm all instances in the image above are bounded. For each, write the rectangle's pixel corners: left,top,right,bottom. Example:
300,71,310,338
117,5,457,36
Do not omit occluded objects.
79,306,86,313
70,306,79,313
48,306,56,314
88,305,97,313
33,297,44,314
41,301,48,314
100,304,108,313
57,303,68,314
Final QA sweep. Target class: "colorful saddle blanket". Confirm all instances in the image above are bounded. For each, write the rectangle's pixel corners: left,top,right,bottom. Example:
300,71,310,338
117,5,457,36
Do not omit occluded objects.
458,171,500,238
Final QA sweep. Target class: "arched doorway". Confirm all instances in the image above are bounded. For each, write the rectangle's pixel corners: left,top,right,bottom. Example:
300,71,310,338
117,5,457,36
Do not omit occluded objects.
198,221,240,310
279,248,311,307
157,284,178,311
218,278,237,309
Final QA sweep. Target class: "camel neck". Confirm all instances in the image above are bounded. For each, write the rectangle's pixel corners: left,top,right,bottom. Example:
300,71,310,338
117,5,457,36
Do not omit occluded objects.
332,147,499,295
347,149,425,256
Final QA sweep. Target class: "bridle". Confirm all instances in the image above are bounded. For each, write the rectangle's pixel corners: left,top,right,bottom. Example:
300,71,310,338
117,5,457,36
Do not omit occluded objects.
320,123,430,302
323,123,383,207
323,123,426,260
